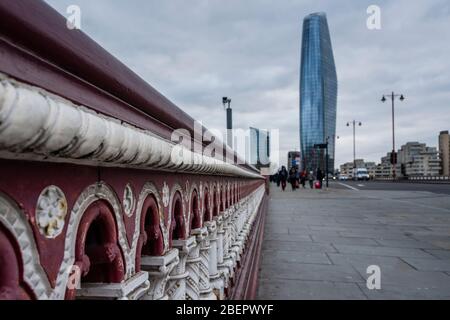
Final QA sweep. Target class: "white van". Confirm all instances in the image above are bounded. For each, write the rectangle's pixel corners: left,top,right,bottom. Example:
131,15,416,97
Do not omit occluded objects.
354,168,370,181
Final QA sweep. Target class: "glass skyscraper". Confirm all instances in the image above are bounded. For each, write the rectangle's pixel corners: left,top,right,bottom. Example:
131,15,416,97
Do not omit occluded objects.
299,12,337,173
249,127,270,169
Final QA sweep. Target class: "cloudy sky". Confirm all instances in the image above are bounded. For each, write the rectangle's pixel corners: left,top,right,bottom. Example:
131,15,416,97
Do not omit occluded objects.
46,0,450,168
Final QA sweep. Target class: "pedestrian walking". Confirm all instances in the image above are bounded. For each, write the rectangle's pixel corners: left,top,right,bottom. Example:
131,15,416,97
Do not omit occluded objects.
300,170,306,188
275,172,281,187
295,169,300,189
316,168,324,189
279,166,288,191
289,167,297,191
308,171,314,189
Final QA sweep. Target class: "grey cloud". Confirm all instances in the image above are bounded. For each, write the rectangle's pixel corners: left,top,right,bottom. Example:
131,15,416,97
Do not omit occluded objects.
46,0,450,167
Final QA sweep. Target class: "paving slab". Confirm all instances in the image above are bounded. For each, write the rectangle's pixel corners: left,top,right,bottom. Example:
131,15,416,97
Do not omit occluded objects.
259,262,365,283
401,257,450,272
262,250,332,265
258,279,367,300
257,183,450,299
332,244,436,259
262,240,336,253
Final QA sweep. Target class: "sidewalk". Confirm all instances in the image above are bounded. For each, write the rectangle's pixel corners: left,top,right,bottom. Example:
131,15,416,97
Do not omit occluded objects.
257,183,450,299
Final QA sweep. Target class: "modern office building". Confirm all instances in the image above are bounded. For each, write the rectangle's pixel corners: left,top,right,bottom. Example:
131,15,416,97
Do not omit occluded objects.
439,130,450,176
299,12,338,173
249,127,270,169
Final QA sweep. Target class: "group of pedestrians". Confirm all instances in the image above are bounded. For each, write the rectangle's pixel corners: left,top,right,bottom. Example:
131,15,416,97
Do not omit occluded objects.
271,166,324,191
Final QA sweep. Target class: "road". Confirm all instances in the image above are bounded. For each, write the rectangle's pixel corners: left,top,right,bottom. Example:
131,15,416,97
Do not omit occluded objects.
332,180,450,195
257,183,450,299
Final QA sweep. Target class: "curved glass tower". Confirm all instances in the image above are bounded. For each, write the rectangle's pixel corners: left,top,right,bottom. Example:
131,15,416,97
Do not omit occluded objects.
300,12,337,173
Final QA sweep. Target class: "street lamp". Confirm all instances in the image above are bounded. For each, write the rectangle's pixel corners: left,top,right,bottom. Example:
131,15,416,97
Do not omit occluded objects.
314,139,329,188
381,92,405,180
346,120,362,176
313,134,339,188
222,97,232,148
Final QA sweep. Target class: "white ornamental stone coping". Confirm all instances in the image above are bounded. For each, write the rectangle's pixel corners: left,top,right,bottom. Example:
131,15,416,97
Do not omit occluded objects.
192,226,208,241
172,236,197,256
205,220,217,235
214,215,223,227
76,271,150,300
0,75,261,179
141,248,179,274
141,248,180,300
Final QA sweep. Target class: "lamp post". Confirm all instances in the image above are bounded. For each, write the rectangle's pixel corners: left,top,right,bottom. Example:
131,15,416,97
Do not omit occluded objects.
313,134,339,188
222,97,232,148
381,92,405,180
314,141,329,188
346,120,362,178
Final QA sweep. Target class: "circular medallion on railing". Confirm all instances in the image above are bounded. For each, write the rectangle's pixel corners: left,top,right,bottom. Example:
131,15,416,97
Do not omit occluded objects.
36,185,68,238
162,182,170,208
123,183,136,217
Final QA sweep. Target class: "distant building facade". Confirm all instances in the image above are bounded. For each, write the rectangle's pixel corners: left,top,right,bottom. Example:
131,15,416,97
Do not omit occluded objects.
299,12,337,174
375,152,401,178
340,159,376,178
374,142,441,178
339,162,352,177
439,130,450,176
398,142,440,177
249,127,270,169
287,151,301,171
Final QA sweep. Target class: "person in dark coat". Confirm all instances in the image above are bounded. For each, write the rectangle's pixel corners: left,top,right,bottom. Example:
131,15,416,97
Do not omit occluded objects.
300,170,306,188
279,166,288,191
289,167,298,191
308,171,314,188
316,168,324,189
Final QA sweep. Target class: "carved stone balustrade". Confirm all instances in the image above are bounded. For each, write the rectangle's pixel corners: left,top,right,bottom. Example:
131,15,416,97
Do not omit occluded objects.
141,249,179,300
214,215,229,292
185,228,208,300
191,227,215,300
76,271,150,300
167,236,196,300
205,220,224,299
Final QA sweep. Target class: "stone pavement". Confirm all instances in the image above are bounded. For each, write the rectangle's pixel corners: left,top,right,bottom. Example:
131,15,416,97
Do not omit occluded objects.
257,183,450,299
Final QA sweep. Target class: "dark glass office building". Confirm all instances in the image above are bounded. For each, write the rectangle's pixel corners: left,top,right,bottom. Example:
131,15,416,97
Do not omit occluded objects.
299,12,337,173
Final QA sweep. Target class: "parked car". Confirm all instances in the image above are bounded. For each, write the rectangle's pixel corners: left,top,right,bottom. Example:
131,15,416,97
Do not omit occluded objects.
339,175,348,181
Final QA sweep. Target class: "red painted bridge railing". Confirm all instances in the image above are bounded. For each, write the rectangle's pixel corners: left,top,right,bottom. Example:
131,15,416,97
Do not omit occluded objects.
0,0,267,300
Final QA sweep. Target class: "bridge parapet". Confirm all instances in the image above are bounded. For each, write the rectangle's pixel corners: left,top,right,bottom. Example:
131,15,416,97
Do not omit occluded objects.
0,0,267,300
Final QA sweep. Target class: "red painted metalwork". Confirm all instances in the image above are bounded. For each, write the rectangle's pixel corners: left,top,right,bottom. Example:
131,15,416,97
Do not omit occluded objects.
203,188,211,222
75,201,125,283
137,195,164,269
212,187,219,217
170,191,186,245
190,190,201,231
0,225,34,300
0,0,267,300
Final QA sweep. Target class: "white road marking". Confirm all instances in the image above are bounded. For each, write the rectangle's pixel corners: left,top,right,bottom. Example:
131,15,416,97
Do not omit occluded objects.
357,184,365,187
337,182,359,191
